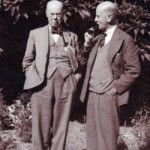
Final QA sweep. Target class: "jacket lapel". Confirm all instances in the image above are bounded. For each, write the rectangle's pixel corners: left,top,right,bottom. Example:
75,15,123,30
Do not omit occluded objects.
87,35,102,69
107,27,124,67
82,35,102,95
62,31,71,46
40,25,49,57
49,32,55,46
36,25,49,78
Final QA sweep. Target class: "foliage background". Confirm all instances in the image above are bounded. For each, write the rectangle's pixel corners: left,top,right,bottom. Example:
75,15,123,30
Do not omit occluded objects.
0,0,150,149
0,0,150,126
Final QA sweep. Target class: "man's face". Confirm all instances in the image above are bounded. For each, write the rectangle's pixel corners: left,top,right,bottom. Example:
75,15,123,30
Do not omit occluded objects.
46,4,63,28
95,7,109,31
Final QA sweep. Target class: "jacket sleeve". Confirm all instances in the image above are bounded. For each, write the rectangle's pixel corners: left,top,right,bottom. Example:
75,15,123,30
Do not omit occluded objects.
73,33,80,57
22,31,35,72
77,39,94,68
73,33,82,80
78,35,100,66
113,36,141,94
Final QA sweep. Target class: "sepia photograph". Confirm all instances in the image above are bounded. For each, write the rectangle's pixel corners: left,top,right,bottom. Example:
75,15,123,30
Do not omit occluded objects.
0,0,150,150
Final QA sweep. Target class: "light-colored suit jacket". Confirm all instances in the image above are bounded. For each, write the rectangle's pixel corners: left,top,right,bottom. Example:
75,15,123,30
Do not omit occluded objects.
80,27,141,106
23,25,79,90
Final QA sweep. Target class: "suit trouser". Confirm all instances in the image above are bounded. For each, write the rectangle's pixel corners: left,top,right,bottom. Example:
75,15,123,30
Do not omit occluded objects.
86,91,119,150
31,70,76,150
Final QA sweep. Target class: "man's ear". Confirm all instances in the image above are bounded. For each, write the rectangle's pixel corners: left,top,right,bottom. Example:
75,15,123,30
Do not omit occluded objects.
107,15,112,23
45,10,48,18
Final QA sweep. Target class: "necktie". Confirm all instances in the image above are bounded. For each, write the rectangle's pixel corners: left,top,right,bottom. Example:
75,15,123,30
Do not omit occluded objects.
51,28,60,34
99,33,106,47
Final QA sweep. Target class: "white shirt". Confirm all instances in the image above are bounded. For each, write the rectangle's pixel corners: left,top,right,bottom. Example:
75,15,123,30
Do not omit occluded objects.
48,25,60,43
104,25,117,45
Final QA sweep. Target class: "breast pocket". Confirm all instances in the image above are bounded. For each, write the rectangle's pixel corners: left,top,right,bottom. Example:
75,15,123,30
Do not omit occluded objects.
113,53,124,76
114,53,124,67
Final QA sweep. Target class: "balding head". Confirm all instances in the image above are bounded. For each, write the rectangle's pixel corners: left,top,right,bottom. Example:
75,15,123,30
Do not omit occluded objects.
46,0,64,27
95,1,118,30
97,1,118,22
46,0,64,12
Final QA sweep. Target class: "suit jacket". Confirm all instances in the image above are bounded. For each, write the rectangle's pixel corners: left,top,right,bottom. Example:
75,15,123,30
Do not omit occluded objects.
80,27,141,106
22,25,79,90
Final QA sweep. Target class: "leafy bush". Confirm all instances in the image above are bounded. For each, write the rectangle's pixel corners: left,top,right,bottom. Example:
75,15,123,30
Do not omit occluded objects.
8,99,32,143
119,102,150,149
0,91,13,130
0,90,32,143
131,106,150,149
0,136,17,150
118,3,150,53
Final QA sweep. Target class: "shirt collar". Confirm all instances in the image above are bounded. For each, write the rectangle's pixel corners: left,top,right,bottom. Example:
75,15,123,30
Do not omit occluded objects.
105,25,117,37
48,25,52,33
48,25,61,34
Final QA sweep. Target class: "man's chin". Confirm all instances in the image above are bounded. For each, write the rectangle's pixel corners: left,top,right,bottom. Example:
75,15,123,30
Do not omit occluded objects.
52,25,59,28
98,27,107,32
50,23,60,28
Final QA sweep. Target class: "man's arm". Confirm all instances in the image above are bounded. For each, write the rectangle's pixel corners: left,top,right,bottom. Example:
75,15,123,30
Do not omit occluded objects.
72,33,82,81
113,36,141,94
77,32,94,66
22,31,35,72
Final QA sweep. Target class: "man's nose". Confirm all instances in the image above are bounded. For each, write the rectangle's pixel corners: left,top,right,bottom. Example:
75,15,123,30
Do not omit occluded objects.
94,17,97,22
53,14,57,19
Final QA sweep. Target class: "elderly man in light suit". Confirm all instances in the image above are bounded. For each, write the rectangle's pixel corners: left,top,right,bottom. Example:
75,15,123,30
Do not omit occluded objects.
22,1,80,150
80,1,141,150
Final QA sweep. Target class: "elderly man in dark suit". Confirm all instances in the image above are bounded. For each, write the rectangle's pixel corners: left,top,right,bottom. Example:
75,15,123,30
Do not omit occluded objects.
22,0,80,150
80,1,141,150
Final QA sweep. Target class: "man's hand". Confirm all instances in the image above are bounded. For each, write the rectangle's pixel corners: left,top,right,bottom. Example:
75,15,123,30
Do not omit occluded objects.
106,87,117,96
84,32,94,47
74,73,82,82
0,48,4,56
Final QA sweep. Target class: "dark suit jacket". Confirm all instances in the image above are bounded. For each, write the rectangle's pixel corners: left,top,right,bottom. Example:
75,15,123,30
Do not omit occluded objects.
80,27,141,106
22,25,79,90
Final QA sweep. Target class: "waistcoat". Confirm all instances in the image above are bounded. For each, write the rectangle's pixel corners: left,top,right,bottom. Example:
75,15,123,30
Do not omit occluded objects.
89,42,114,93
47,33,72,79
